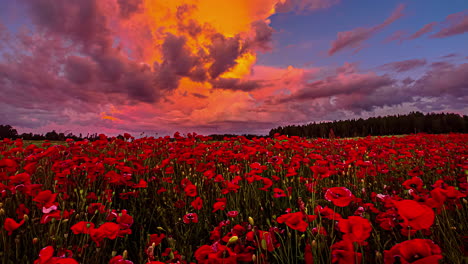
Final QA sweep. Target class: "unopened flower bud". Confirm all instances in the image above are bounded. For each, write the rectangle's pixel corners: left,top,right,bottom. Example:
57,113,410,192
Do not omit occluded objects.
122,250,128,259
312,240,317,248
228,236,238,245
376,251,382,261
23,214,29,222
32,237,39,244
248,217,254,226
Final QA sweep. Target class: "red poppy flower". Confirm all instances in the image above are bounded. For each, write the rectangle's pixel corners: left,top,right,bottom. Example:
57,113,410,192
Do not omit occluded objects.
184,184,197,197
305,243,313,264
16,204,30,220
273,188,287,198
276,212,308,232
331,240,362,264
33,246,79,264
315,205,343,220
4,218,25,235
117,210,134,228
109,255,134,264
393,200,434,233
338,216,372,244
402,176,425,192
227,211,239,217
71,221,95,235
183,213,199,224
212,198,227,212
384,239,442,264
325,187,354,207
148,234,165,247
191,197,203,210
33,190,58,209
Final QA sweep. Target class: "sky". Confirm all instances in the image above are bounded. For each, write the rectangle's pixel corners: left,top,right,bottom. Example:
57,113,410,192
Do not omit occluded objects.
0,0,467,136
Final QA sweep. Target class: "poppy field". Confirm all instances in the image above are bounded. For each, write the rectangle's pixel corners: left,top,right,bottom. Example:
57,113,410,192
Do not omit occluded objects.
0,133,467,264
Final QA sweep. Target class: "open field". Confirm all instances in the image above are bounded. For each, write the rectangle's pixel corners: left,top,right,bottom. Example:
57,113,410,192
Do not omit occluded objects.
0,133,467,263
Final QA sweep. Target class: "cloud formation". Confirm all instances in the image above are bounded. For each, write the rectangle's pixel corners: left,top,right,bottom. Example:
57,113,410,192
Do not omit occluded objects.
0,1,466,135
328,4,405,55
379,59,427,73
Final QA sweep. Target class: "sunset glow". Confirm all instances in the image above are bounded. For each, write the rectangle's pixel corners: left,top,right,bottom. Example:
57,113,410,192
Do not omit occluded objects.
0,0,467,135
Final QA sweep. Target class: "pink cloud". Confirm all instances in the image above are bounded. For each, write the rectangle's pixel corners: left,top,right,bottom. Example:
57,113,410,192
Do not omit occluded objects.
409,22,437,39
431,10,468,38
379,58,427,72
328,4,405,55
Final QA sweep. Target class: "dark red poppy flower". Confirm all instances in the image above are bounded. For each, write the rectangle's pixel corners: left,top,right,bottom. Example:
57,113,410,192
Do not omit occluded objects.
402,176,425,192
184,184,197,197
191,197,203,210
33,246,79,264
109,255,134,264
212,198,227,212
331,240,362,264
338,216,372,244
384,239,442,264
148,233,165,247
132,179,148,188
117,210,134,228
393,200,434,233
4,218,25,235
71,221,95,235
315,205,343,220
325,187,354,207
183,213,199,224
33,190,58,209
276,212,308,232
89,222,121,246
273,188,287,198
87,203,106,214
16,203,30,220
305,243,313,264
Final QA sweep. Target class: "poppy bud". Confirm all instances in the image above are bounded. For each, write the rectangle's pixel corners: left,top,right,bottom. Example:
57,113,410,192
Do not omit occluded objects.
32,237,39,244
112,250,117,257
375,251,382,261
312,240,317,248
23,215,29,222
252,254,256,262
228,236,238,245
122,250,128,259
248,217,254,226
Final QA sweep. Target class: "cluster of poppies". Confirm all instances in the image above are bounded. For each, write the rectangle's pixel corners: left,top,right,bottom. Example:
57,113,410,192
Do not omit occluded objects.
0,133,467,263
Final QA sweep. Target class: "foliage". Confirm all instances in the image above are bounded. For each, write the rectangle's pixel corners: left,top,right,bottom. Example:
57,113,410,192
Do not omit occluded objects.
269,112,468,138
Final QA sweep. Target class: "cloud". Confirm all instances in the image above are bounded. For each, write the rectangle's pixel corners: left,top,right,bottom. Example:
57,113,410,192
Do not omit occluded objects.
211,78,263,92
384,30,407,43
278,72,395,103
2,1,466,136
412,62,468,98
431,10,468,38
379,59,427,73
409,22,437,39
275,0,340,13
328,4,405,55
117,0,142,18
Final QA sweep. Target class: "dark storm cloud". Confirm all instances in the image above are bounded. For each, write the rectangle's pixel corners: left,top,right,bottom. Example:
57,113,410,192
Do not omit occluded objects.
211,78,263,92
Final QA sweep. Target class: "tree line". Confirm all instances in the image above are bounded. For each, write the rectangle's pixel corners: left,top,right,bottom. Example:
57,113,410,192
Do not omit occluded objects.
0,125,120,141
1,112,467,140
269,112,468,138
